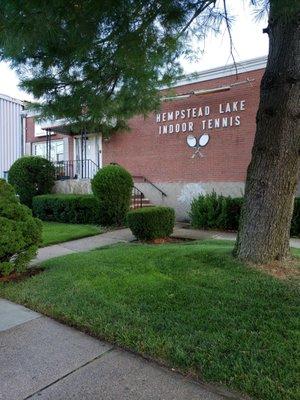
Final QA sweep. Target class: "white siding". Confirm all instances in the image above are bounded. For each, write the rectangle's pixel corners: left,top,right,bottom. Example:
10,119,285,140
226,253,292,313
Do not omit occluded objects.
0,94,24,178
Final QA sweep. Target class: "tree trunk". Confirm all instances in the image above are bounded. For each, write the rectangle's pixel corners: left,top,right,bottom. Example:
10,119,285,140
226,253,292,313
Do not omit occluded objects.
234,2,300,264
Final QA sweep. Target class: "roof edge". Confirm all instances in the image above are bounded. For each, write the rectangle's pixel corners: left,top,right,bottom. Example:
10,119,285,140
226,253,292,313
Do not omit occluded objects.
0,93,24,106
169,55,267,88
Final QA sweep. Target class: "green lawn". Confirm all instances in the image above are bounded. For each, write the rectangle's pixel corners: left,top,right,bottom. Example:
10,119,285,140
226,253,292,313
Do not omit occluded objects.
1,240,299,400
41,222,102,246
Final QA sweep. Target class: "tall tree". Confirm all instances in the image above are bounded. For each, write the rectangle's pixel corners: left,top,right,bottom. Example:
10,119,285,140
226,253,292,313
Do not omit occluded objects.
0,0,298,263
0,0,220,133
234,0,300,263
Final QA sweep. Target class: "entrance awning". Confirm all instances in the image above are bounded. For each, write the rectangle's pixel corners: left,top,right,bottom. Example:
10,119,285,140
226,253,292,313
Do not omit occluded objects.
41,119,81,136
41,121,90,171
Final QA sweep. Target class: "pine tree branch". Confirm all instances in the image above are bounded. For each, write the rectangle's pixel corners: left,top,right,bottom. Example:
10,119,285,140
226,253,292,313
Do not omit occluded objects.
222,0,238,76
179,0,216,35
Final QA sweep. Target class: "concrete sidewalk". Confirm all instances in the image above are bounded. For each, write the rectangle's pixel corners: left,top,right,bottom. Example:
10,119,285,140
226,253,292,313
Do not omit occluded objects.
33,228,135,264
0,299,245,400
172,226,236,241
173,224,300,248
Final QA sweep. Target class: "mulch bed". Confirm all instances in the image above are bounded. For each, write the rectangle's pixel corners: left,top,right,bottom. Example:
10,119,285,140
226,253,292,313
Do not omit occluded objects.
142,237,194,244
0,267,44,283
254,260,300,280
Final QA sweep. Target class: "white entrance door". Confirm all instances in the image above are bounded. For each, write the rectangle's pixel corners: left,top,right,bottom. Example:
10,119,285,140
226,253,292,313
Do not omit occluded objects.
74,134,101,179
96,134,102,169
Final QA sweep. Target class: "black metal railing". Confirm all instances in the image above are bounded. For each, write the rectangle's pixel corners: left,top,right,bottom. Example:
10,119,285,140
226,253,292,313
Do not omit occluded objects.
132,175,167,197
109,163,165,202
132,186,145,209
54,159,99,180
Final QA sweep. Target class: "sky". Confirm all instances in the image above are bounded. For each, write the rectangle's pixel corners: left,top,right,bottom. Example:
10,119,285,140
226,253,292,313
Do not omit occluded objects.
0,1,268,102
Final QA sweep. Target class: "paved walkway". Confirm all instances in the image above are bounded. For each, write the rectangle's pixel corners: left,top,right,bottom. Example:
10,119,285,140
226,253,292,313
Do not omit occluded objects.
34,225,300,264
173,224,300,249
0,299,245,400
33,228,135,264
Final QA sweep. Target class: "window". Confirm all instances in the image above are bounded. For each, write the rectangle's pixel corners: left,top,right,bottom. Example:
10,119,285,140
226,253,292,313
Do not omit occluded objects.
34,119,56,137
34,142,47,158
54,141,64,161
34,123,45,137
33,140,64,162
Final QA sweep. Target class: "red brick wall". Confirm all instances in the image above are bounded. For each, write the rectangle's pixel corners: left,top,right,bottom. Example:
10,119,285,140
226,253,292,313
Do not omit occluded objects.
25,117,35,141
103,68,264,183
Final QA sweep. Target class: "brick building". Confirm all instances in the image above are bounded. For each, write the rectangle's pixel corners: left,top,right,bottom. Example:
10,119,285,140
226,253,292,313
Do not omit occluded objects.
25,56,267,219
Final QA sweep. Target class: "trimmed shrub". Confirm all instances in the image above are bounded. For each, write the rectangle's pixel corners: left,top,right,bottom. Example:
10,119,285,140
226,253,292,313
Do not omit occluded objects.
32,194,100,224
0,179,42,276
291,198,300,237
127,206,175,241
8,156,55,208
91,165,133,226
217,196,244,231
190,193,300,236
190,192,243,231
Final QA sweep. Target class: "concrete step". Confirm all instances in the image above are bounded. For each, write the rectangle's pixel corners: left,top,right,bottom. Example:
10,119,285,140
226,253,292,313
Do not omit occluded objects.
130,198,154,209
131,198,151,204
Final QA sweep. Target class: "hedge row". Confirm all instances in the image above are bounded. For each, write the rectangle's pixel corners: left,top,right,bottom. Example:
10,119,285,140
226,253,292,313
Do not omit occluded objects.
32,194,100,224
190,192,300,236
32,191,300,237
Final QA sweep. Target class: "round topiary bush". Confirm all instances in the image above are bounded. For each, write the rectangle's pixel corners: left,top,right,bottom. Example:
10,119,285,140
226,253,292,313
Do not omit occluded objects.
91,164,133,225
8,156,55,207
0,179,42,277
127,206,175,241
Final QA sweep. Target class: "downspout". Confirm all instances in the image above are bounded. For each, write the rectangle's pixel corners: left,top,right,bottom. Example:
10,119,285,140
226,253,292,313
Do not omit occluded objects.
20,107,26,156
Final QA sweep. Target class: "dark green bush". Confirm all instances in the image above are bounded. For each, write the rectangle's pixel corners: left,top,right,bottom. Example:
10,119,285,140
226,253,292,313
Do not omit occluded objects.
218,196,244,231
127,206,175,241
291,198,300,237
32,194,100,224
91,165,133,226
190,192,300,236
8,156,55,208
0,179,42,276
190,192,243,231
